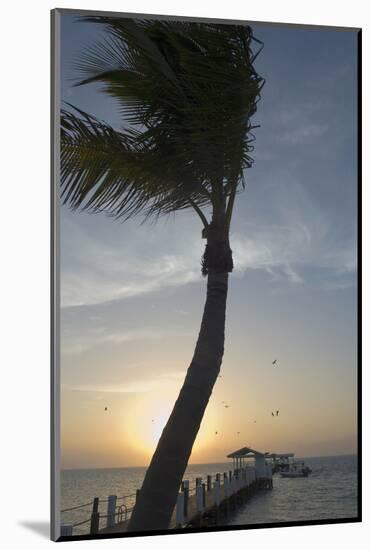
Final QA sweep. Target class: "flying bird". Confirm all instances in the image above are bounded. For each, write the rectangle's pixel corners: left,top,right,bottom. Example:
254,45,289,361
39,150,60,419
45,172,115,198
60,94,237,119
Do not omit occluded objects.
225,405,230,408
104,407,108,411
276,410,279,416
237,431,240,435
272,359,277,365
215,431,218,435
253,420,257,423
271,412,275,417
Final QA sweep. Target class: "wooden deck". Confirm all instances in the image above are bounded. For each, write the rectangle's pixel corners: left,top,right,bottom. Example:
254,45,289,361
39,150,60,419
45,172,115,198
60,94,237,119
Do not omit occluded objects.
99,473,273,534
60,456,277,537
100,487,217,533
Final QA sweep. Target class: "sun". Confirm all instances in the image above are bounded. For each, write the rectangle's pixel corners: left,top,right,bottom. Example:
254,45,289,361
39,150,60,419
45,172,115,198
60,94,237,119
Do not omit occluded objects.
122,395,174,458
150,414,169,445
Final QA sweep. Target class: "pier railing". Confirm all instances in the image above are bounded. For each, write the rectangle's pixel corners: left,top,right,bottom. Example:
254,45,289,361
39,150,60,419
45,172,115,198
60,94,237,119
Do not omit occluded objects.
60,492,137,536
60,463,273,536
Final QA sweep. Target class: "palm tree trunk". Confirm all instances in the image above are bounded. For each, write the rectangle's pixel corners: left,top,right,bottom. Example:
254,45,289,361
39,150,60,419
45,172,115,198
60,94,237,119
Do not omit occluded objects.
127,271,229,531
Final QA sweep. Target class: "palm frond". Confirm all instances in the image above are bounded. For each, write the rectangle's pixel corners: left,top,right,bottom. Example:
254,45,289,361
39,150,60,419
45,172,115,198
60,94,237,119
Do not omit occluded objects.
61,18,264,221
61,106,211,219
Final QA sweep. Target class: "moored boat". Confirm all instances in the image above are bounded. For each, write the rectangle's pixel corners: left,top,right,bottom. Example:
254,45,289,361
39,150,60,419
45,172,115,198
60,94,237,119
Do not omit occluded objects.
280,465,312,478
265,452,312,478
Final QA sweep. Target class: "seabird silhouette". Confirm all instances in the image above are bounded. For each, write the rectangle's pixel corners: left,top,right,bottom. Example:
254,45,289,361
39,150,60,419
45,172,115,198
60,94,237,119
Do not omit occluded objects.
276,410,279,416
272,359,277,365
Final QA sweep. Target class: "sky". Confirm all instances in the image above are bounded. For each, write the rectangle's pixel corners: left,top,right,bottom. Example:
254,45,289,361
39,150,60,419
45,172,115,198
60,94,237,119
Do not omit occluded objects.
59,14,358,469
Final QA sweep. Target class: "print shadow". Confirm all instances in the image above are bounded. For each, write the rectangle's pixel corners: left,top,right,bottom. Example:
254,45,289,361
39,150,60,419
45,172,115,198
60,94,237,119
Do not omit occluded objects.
19,521,49,539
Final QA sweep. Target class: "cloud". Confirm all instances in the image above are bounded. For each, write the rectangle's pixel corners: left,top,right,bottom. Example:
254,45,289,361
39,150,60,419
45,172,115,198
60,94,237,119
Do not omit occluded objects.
232,225,355,288
62,327,192,355
231,179,356,287
62,265,199,308
279,123,328,144
232,226,305,284
62,370,186,393
61,173,356,310
61,211,203,308
270,102,329,145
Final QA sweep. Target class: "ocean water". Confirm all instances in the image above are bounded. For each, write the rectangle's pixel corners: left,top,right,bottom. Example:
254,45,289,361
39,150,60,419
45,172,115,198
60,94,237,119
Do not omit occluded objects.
60,455,358,535
228,455,358,526
61,461,234,534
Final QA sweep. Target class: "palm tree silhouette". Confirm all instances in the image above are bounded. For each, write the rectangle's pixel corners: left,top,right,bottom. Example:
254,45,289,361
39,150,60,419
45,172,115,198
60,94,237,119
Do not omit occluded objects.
61,16,264,531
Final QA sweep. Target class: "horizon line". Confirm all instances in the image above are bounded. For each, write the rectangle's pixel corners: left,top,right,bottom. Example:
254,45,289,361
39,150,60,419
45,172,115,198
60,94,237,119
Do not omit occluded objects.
61,452,357,472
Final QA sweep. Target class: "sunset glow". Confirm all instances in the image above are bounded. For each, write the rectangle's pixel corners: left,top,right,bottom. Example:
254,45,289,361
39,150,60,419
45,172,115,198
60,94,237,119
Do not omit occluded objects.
60,16,357,471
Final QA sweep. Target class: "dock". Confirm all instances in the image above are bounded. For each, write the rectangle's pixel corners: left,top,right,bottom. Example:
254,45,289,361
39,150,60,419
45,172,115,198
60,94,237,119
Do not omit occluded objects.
60,446,274,537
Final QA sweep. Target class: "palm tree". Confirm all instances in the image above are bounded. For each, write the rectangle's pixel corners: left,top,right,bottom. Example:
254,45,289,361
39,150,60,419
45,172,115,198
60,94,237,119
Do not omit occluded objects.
61,16,264,531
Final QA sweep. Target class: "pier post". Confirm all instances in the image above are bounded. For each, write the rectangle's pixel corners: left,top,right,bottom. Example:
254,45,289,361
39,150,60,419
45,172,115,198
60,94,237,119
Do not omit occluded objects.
90,497,100,535
229,470,232,482
182,480,189,518
176,492,185,527
207,475,212,491
213,480,221,506
106,495,117,528
232,474,238,508
202,483,206,508
60,524,73,537
196,483,204,512
213,480,221,524
223,474,229,499
222,473,230,515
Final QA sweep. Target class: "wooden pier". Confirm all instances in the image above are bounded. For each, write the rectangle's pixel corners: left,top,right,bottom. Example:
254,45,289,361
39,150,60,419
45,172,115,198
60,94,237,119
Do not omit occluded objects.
60,447,274,537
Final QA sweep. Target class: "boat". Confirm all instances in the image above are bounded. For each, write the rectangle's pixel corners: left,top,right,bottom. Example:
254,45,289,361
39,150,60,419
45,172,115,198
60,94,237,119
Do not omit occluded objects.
264,452,312,478
265,452,295,474
280,465,312,478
